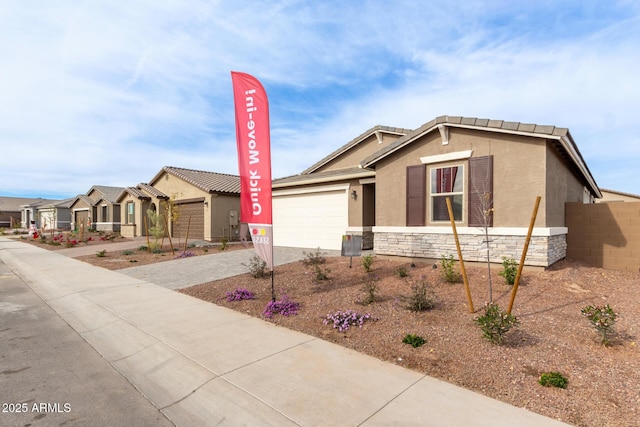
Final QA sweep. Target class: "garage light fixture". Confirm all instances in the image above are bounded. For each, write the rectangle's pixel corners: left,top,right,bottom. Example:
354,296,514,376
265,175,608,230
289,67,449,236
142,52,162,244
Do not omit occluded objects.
351,190,357,200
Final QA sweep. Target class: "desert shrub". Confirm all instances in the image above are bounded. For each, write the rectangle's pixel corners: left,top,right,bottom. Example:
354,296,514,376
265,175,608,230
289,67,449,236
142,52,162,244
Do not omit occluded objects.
96,250,107,257
323,310,371,332
302,248,326,266
361,275,379,305
581,304,618,346
138,245,148,251
263,295,299,318
402,334,426,348
225,288,255,302
539,372,568,389
397,266,409,278
440,254,461,283
220,237,229,251
362,254,374,273
244,256,268,278
403,279,436,312
122,250,134,256
499,256,518,285
313,265,330,282
475,302,519,345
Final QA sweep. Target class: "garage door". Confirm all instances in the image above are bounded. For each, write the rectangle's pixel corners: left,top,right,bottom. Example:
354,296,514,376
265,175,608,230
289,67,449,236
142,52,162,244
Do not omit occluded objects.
173,200,205,240
273,186,348,250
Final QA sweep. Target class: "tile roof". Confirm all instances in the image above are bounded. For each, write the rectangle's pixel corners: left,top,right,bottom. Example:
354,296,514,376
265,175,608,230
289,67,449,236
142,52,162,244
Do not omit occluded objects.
0,197,44,211
137,183,168,199
273,167,375,187
159,166,240,194
302,125,412,174
359,115,600,197
87,185,126,203
122,187,151,200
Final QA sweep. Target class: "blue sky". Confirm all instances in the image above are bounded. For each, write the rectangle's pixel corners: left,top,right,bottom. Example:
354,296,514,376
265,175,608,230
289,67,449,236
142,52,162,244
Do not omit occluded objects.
1,0,639,199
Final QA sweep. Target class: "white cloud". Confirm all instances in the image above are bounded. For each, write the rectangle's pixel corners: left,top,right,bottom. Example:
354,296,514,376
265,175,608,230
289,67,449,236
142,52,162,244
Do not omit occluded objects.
0,0,638,197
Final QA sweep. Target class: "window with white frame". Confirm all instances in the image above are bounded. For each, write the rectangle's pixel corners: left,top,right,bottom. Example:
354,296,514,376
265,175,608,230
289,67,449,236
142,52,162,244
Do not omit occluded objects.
430,164,464,222
126,202,135,224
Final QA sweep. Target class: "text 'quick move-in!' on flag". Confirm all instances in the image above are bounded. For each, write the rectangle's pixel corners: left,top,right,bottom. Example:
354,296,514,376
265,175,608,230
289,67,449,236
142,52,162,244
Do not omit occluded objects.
231,71,273,271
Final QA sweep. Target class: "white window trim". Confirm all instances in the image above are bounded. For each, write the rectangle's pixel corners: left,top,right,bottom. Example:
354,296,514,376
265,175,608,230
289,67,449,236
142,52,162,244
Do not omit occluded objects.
420,150,472,165
428,163,465,223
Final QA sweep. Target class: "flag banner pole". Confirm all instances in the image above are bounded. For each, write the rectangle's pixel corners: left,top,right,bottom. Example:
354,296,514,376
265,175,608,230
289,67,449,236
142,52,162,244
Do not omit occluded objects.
231,71,275,300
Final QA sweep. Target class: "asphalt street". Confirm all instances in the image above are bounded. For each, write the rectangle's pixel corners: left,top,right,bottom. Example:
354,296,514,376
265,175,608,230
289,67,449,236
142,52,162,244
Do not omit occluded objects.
0,258,174,427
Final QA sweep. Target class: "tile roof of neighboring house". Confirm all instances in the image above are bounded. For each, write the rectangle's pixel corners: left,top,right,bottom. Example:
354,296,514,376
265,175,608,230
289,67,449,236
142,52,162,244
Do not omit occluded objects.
600,188,640,199
302,125,412,174
20,198,61,208
273,167,375,187
38,198,75,209
359,115,601,198
121,187,151,200
0,197,44,211
87,185,126,203
71,194,96,207
137,183,168,199
153,166,241,194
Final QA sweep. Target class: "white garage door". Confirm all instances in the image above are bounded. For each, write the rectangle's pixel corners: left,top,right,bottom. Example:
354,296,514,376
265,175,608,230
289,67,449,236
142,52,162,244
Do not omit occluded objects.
273,185,348,250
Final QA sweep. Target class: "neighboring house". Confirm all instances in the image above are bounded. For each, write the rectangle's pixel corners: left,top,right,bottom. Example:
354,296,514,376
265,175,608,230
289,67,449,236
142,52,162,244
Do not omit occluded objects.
597,188,640,203
0,196,42,228
272,116,601,267
69,185,125,232
117,183,169,238
35,198,73,231
139,166,241,241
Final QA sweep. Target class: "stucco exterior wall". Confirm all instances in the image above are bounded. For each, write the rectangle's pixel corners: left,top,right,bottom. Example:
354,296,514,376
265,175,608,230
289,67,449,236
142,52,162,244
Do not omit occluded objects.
316,133,403,173
544,144,586,227
210,193,241,241
374,128,550,228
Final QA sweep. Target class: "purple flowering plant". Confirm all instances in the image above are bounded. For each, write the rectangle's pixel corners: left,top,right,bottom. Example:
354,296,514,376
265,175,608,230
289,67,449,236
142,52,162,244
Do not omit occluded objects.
323,309,372,332
263,295,300,318
225,288,255,302
174,251,195,259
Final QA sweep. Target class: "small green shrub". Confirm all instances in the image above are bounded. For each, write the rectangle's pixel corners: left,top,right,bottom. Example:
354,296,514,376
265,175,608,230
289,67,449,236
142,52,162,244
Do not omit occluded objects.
96,250,107,257
539,372,568,389
220,238,229,251
402,334,426,348
313,265,330,282
244,255,268,278
475,302,519,345
122,250,134,256
138,245,148,251
499,256,518,285
397,266,409,278
581,304,618,346
362,254,374,273
440,255,461,283
302,248,326,266
403,279,436,312
361,275,379,305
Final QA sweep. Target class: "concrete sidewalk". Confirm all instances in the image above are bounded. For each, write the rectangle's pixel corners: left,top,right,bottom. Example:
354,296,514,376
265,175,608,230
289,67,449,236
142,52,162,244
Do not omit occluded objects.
0,238,571,426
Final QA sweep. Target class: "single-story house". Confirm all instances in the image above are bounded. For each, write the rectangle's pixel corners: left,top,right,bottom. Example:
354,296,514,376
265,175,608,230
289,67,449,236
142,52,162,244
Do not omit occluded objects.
138,166,241,241
34,198,73,231
597,188,640,203
272,115,602,267
0,196,42,229
117,183,169,238
69,185,124,232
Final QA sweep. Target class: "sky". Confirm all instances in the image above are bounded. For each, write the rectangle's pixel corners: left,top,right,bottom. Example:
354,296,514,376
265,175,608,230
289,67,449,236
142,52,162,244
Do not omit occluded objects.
1,0,639,199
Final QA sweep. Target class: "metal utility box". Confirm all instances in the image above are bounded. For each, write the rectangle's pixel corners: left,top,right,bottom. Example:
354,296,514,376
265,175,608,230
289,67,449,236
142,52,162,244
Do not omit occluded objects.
229,210,239,226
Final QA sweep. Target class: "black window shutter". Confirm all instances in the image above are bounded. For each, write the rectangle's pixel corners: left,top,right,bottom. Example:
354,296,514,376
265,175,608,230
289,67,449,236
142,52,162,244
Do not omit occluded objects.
406,165,426,226
468,155,493,227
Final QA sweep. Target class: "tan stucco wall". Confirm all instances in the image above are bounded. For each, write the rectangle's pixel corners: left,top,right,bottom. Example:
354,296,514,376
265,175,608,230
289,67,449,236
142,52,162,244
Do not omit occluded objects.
598,191,640,203
544,144,585,227
210,193,241,241
316,133,403,173
374,128,551,227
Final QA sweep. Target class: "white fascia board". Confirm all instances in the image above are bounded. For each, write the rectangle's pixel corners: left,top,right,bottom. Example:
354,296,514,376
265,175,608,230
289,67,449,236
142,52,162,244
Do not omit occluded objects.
372,226,568,237
346,226,373,233
420,150,473,165
273,184,349,197
359,178,376,185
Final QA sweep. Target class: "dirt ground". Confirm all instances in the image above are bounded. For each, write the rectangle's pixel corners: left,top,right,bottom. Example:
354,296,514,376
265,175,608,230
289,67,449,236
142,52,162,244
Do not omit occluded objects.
180,256,639,427
21,232,640,426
